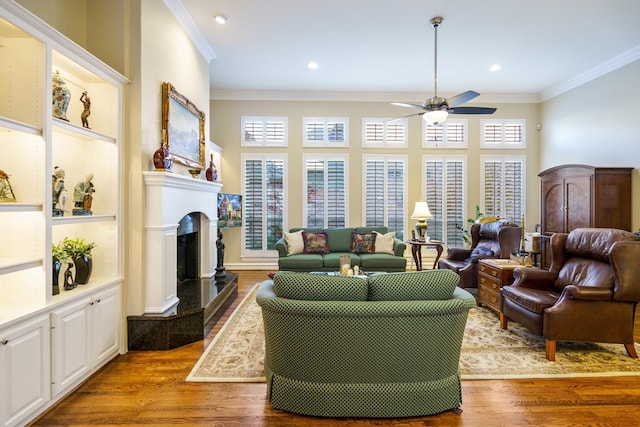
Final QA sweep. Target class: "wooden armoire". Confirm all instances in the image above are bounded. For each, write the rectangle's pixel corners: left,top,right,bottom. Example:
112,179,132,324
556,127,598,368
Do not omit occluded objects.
539,164,633,268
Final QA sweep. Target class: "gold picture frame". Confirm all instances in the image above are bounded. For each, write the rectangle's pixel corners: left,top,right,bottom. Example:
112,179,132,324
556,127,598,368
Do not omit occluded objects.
161,82,205,169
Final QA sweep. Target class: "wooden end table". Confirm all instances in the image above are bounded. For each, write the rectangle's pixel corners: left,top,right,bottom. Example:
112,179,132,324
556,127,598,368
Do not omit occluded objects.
477,259,522,314
404,240,444,270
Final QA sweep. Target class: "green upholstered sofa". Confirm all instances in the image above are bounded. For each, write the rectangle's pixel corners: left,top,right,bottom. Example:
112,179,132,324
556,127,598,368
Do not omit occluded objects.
256,270,475,418
275,226,407,272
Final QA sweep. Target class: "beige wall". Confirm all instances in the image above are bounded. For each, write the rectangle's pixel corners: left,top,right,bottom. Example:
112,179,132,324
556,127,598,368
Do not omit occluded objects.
540,60,640,231
17,0,87,46
211,99,540,268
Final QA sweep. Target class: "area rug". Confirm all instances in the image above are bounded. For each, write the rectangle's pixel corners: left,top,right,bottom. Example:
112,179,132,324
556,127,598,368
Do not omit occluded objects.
186,283,640,382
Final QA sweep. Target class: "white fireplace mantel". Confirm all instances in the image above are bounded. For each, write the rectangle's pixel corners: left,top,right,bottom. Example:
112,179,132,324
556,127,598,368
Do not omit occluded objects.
143,171,222,314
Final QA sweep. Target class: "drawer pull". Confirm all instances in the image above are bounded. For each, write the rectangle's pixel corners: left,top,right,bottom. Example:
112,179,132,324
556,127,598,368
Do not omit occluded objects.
491,282,499,290
492,270,497,277
1,339,8,345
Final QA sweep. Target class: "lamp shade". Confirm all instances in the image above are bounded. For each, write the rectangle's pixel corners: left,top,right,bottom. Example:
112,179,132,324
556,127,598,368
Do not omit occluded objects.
423,110,448,126
410,201,433,220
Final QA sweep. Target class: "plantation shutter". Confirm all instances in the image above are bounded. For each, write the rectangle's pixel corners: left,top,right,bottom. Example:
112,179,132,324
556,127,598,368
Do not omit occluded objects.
364,157,406,239
303,118,348,146
481,120,525,148
241,117,287,146
424,120,467,147
305,158,346,228
483,157,524,223
362,118,408,147
242,157,286,255
425,157,465,246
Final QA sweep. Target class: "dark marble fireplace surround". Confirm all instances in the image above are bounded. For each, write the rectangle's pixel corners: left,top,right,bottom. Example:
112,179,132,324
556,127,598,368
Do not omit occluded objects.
128,173,237,351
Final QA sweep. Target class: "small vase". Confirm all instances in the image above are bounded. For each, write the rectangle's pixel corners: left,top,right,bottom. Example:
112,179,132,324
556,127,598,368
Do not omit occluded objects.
52,260,61,295
205,154,218,182
52,70,71,121
73,255,93,285
153,141,173,170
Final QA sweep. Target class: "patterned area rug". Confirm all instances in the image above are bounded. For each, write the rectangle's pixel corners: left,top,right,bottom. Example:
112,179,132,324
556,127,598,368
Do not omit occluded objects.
186,283,640,382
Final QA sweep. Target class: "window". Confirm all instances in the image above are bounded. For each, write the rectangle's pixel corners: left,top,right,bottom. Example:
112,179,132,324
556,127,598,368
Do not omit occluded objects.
362,155,407,240
362,118,408,148
241,116,288,147
422,155,466,247
241,154,287,258
423,119,468,148
481,155,525,224
481,119,526,148
303,155,348,228
303,117,348,147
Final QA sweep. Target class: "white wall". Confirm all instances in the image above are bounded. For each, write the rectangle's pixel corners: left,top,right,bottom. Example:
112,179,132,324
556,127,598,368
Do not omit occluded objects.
540,60,640,230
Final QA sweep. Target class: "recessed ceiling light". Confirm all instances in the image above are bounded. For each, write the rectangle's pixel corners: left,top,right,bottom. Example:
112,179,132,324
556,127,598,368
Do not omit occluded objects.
213,13,229,24
490,64,502,72
307,61,319,70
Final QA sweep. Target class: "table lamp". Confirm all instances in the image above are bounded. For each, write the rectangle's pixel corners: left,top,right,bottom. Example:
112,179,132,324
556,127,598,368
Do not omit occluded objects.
411,201,433,241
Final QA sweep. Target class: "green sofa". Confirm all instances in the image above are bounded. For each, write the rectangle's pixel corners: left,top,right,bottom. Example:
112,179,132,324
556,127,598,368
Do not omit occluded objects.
275,226,407,272
256,270,476,418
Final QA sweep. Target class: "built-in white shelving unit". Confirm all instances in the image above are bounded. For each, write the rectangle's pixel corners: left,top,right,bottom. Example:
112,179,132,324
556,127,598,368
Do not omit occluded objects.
0,2,126,426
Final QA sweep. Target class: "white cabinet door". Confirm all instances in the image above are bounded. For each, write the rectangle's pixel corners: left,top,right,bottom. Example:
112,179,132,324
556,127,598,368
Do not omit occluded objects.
0,315,50,427
50,298,92,397
91,286,121,367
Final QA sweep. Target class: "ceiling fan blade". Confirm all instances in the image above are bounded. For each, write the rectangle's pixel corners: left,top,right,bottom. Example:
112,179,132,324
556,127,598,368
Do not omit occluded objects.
447,90,480,108
384,112,425,123
449,106,497,115
391,102,425,109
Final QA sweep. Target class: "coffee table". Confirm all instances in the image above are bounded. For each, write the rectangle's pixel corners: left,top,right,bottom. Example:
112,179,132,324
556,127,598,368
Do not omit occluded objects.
404,240,444,270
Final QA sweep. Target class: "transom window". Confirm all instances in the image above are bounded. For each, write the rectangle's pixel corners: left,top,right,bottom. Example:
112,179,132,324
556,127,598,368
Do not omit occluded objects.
241,116,288,147
481,119,526,149
362,118,408,148
423,119,468,148
303,117,348,147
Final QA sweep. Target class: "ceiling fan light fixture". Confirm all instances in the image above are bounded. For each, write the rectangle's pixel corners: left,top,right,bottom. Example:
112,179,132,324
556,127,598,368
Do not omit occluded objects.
423,110,448,125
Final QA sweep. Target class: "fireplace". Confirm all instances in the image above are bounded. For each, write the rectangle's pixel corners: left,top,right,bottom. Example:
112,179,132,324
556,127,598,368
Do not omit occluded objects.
127,172,238,351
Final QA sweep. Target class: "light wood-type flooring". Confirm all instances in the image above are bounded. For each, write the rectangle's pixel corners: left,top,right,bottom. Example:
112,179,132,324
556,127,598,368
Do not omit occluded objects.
31,270,640,426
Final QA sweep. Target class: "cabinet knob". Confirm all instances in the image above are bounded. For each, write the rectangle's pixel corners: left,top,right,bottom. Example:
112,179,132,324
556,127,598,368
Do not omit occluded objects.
1,339,8,345
492,270,497,277
96,299,101,303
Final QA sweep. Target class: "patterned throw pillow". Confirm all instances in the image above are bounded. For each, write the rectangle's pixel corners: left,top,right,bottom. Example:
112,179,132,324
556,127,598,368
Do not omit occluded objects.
302,231,330,254
351,231,376,254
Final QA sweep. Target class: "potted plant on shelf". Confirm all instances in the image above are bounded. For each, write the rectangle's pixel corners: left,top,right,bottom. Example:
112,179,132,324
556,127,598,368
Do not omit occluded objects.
63,237,96,285
51,242,69,295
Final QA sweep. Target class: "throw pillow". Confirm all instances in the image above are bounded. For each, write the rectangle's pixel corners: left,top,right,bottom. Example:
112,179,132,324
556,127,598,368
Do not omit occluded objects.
374,231,396,255
351,231,376,254
284,230,304,255
464,246,494,263
302,231,330,255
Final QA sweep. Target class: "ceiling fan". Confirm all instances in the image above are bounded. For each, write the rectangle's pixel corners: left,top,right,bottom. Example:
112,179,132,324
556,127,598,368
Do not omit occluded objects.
391,16,496,125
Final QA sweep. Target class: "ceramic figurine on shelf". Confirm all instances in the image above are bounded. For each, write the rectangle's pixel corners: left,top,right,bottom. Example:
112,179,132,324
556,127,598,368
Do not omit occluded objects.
52,70,71,121
52,166,67,216
63,262,76,291
205,153,218,182
0,169,16,202
80,91,91,128
72,173,95,216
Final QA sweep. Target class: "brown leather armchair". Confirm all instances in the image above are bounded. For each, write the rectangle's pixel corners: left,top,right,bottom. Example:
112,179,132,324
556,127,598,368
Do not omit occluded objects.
500,228,640,361
437,220,522,288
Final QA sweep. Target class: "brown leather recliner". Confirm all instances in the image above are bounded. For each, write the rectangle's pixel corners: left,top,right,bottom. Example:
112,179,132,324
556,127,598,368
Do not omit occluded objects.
437,220,522,288
500,228,640,361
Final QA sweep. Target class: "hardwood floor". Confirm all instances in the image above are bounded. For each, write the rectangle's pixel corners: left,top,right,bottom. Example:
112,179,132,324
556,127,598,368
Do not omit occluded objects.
31,271,640,426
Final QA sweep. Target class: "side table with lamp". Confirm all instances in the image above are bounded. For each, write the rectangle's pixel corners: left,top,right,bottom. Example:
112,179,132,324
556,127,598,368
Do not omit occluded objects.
407,201,444,270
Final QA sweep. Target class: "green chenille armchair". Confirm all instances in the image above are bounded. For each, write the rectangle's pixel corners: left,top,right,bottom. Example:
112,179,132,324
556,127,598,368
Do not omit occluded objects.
256,270,476,418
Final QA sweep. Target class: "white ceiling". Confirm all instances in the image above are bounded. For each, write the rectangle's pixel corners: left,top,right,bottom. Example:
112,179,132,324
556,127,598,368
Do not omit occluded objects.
180,0,640,102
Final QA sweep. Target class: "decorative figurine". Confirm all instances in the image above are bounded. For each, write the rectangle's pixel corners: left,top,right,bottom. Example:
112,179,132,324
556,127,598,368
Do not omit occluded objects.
205,153,218,182
72,173,95,216
64,262,76,290
52,166,67,216
0,169,16,202
52,70,71,121
153,129,173,170
80,91,91,128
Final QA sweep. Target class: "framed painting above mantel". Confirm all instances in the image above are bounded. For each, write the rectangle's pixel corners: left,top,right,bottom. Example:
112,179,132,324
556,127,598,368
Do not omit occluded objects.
161,82,205,169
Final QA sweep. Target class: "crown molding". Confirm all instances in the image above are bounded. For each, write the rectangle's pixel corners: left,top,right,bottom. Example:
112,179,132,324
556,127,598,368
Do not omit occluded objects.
163,0,216,62
541,44,640,101
209,89,540,104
